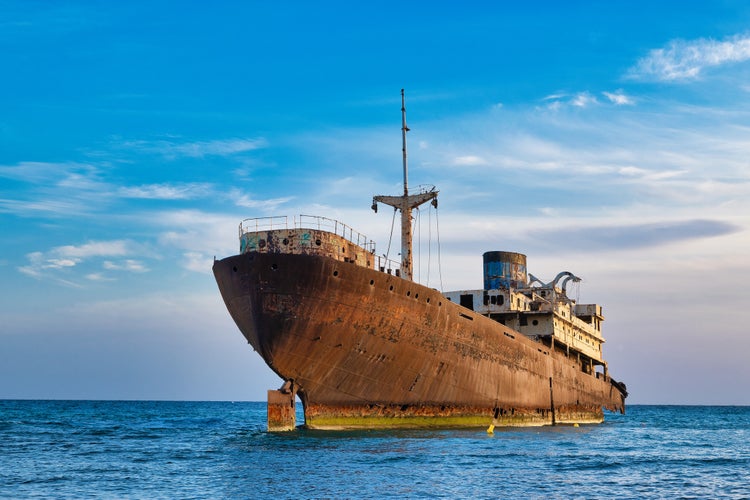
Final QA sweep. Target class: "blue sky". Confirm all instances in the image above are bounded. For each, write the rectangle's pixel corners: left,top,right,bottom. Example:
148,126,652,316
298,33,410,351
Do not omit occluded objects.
2,1,750,404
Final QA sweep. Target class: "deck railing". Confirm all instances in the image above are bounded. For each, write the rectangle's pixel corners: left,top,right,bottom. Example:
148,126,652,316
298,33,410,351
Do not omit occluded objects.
239,215,377,253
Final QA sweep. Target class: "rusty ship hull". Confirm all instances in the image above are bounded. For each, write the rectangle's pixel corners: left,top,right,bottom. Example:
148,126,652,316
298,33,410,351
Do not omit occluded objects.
213,250,626,429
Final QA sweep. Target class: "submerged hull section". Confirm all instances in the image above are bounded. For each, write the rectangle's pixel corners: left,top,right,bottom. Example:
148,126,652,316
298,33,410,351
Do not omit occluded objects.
213,251,626,429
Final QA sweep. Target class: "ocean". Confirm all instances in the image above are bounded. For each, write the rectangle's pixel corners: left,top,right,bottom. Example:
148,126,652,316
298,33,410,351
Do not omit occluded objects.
1,402,747,499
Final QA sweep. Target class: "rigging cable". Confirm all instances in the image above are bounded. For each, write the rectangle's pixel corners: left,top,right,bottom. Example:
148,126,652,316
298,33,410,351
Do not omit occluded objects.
435,205,444,292
384,207,397,265
427,204,432,286
414,207,421,283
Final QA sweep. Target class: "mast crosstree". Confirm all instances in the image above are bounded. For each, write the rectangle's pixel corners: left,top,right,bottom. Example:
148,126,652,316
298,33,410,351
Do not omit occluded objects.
372,89,438,281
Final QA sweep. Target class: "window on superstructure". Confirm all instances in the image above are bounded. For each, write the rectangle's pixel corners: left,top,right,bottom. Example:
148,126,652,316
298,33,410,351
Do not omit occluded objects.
460,294,474,310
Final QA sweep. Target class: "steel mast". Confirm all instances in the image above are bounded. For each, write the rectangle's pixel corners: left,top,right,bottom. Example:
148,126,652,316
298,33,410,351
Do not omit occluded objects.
372,89,438,281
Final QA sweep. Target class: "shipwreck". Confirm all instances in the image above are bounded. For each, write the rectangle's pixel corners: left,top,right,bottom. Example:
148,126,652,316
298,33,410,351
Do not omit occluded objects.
213,90,627,430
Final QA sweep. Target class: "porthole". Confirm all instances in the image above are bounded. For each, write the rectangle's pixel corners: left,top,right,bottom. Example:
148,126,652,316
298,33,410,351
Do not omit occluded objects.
271,263,278,270
406,291,411,297
426,297,430,303
389,285,394,291
333,270,339,277
232,266,238,272
315,239,322,246
258,239,266,248
415,293,419,299
369,279,375,285
283,238,289,245
532,319,538,326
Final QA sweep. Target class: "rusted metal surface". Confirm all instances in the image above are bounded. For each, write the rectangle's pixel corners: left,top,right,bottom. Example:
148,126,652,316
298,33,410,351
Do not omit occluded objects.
213,250,626,430
303,402,606,429
237,215,401,274
267,388,296,431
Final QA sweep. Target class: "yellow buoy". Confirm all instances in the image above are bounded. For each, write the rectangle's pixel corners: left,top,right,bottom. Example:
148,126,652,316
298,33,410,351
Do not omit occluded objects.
573,423,579,427
487,424,495,434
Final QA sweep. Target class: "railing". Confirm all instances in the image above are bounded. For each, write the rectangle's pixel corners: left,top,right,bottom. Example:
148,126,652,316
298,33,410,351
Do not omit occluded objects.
296,215,376,252
373,254,403,276
239,214,377,253
239,216,290,235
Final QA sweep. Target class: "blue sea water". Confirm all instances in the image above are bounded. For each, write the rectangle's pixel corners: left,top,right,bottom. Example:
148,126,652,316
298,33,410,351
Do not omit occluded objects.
0,402,748,499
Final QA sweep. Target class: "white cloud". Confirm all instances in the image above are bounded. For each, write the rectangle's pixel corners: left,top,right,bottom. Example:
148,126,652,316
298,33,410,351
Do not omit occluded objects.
47,258,78,268
54,240,132,259
617,166,687,181
571,92,597,107
0,198,89,217
228,188,294,210
118,182,213,200
0,161,114,217
85,272,115,282
453,155,487,166
103,259,149,273
629,34,750,81
541,92,599,109
120,137,268,159
0,161,89,183
602,91,634,105
18,240,143,283
171,138,267,157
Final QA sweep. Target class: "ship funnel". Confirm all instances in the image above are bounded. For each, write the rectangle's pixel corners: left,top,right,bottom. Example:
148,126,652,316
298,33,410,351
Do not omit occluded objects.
483,251,527,290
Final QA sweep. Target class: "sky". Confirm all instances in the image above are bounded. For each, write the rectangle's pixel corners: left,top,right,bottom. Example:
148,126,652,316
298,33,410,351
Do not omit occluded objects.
2,1,750,404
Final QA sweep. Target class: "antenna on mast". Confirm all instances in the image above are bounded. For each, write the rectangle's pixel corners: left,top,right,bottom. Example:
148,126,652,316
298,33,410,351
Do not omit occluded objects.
401,88,409,197
371,89,438,281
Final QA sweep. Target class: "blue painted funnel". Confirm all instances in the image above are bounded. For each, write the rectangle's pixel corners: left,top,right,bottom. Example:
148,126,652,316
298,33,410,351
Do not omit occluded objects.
483,251,527,290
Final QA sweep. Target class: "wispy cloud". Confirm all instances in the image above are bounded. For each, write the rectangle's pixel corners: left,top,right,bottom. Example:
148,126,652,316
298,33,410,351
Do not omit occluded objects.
453,155,488,166
602,91,634,105
543,90,634,109
0,162,218,218
117,182,213,200
542,91,602,110
0,161,99,184
528,219,741,252
628,34,750,81
0,198,90,217
85,272,115,282
53,241,131,259
228,188,293,211
571,92,598,107
0,161,111,217
616,166,688,181
118,137,268,160
18,240,144,283
103,259,149,273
